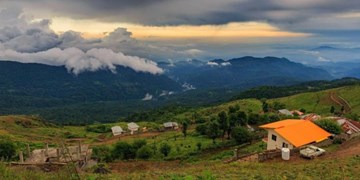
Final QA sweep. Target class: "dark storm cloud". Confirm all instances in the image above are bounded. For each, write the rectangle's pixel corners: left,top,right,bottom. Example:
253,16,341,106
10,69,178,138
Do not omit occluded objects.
2,0,360,27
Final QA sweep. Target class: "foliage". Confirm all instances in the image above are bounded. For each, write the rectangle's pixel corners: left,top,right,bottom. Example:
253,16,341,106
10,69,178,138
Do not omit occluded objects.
85,124,111,133
92,146,113,162
137,146,153,159
231,127,252,145
196,142,202,151
195,123,208,135
132,139,147,150
160,143,172,157
233,78,360,100
112,142,135,160
330,106,335,114
207,119,221,144
315,119,342,135
0,139,16,161
218,111,229,138
181,120,189,138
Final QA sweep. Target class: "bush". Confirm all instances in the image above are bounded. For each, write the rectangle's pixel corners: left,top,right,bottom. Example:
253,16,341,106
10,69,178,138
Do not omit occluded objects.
0,140,16,161
112,142,135,160
92,146,113,162
231,127,252,145
315,119,342,135
137,146,153,159
132,139,147,150
160,143,171,157
195,123,208,135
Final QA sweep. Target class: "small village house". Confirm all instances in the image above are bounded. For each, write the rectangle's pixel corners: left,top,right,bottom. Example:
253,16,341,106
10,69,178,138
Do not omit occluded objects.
163,122,179,130
111,126,123,136
127,122,139,134
260,119,331,150
328,117,360,135
278,109,293,116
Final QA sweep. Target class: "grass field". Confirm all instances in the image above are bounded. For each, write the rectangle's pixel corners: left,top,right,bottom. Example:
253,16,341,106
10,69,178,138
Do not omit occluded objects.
1,154,360,179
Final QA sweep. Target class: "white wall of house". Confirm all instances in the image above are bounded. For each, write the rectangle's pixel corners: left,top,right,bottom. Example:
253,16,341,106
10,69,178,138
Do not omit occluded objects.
266,129,294,150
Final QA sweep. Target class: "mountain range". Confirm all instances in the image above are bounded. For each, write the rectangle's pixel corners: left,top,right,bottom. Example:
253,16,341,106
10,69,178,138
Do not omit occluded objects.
0,57,336,123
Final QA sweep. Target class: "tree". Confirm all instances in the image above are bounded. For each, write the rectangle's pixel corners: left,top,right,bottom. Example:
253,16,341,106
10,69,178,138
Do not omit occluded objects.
207,119,221,144
112,142,135,160
196,142,202,151
228,105,239,114
236,111,248,126
218,111,229,139
330,106,335,114
228,113,237,138
181,119,189,138
261,98,269,113
137,146,153,159
0,140,16,161
160,143,171,157
248,113,260,125
315,119,342,135
272,101,286,111
341,106,345,113
300,108,306,114
231,127,252,145
196,123,208,135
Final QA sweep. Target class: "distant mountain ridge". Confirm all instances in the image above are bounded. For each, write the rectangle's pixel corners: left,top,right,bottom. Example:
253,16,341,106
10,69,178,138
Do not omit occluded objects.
163,56,333,89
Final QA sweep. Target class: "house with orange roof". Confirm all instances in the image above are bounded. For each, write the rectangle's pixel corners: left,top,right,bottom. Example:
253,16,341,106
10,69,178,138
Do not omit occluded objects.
260,119,331,150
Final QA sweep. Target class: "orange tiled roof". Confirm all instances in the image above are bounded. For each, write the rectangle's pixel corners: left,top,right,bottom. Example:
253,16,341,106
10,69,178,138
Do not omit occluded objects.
259,119,303,129
260,119,331,147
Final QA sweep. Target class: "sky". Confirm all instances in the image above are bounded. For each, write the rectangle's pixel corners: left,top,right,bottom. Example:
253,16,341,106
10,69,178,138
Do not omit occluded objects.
0,0,360,73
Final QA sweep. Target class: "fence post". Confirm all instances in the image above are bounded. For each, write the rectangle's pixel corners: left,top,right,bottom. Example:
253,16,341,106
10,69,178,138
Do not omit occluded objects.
19,151,24,163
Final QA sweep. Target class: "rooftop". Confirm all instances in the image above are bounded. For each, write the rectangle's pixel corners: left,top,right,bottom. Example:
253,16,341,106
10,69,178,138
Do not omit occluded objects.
260,119,331,147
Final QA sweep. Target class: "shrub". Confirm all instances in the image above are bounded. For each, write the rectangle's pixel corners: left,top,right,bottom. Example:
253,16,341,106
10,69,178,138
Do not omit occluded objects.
92,163,111,174
132,139,147,150
112,142,135,160
137,146,153,159
315,119,342,135
231,127,252,145
0,140,16,161
160,143,171,157
92,146,113,162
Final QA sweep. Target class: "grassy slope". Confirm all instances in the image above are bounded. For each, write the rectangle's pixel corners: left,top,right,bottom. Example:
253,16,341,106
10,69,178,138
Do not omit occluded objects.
272,84,360,115
2,85,359,147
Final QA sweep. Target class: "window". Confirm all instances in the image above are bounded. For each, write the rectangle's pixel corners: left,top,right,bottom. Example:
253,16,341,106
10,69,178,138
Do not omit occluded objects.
271,134,277,141
282,142,288,148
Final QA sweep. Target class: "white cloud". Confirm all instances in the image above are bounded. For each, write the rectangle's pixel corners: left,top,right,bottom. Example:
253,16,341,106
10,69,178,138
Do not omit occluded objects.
0,47,163,75
220,62,231,66
142,93,153,101
207,61,219,66
0,6,163,75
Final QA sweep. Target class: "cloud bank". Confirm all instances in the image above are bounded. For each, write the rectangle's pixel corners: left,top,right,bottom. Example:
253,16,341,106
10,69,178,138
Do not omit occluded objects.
0,7,163,74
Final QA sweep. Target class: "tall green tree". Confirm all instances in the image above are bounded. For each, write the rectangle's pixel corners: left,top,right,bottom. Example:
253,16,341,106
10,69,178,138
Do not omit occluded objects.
207,119,221,144
218,111,229,139
330,106,335,114
261,98,269,113
181,119,189,138
236,111,248,126
231,127,252,145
